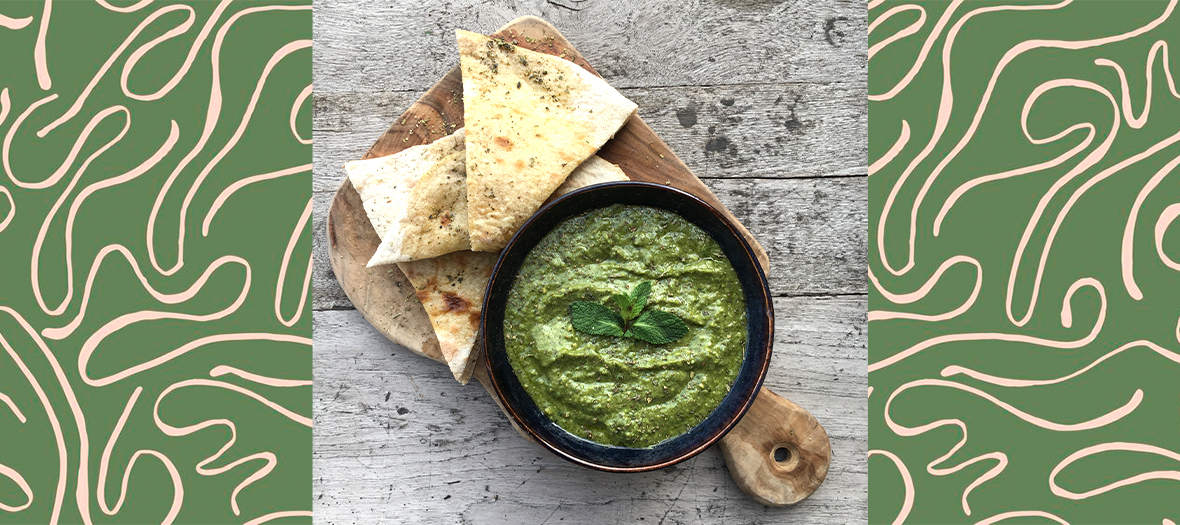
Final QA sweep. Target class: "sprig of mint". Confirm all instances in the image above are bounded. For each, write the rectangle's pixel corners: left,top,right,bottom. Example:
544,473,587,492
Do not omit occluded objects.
569,281,688,345
612,280,650,322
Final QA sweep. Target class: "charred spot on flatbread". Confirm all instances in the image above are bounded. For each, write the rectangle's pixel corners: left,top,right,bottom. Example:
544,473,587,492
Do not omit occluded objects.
442,292,470,313
397,251,497,384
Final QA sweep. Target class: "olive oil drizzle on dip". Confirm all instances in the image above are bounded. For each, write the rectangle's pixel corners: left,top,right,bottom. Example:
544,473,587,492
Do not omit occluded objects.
505,204,747,448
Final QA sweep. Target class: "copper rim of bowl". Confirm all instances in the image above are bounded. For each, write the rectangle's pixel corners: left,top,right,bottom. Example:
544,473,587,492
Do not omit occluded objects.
480,181,773,472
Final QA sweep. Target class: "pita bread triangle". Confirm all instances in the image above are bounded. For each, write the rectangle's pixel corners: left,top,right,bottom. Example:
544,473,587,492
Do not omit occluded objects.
356,137,626,266
398,250,497,384
345,128,470,264
457,29,637,252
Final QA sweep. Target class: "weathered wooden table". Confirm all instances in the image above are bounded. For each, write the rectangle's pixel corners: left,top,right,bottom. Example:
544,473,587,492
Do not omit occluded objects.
312,1,867,522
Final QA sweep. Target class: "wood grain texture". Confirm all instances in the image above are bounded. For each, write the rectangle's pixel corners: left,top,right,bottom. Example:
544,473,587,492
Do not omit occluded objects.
313,0,866,94
313,1,867,522
314,295,866,523
312,83,867,186
719,388,832,506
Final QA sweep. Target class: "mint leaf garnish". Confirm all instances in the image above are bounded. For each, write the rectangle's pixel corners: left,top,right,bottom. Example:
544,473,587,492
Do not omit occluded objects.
628,281,651,320
569,301,625,336
568,281,688,345
625,309,688,344
612,293,634,320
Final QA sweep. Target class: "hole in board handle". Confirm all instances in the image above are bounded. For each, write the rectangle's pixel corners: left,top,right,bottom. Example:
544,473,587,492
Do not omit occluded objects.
774,447,791,463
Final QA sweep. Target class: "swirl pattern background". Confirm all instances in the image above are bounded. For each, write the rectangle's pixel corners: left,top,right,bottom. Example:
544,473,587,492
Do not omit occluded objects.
0,1,311,523
870,1,1180,522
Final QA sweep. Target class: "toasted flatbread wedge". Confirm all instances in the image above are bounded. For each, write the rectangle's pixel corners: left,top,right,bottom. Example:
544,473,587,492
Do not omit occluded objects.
398,251,497,384
345,128,470,264
457,29,637,252
365,152,625,267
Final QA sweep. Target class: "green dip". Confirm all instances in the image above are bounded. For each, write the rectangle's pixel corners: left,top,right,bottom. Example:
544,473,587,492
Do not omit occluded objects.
504,204,747,448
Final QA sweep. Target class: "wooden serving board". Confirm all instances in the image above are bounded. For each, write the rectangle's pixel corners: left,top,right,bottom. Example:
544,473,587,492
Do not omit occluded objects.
326,15,829,505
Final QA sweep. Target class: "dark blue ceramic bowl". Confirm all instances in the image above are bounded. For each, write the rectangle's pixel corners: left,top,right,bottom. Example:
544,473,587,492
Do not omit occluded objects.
481,181,774,472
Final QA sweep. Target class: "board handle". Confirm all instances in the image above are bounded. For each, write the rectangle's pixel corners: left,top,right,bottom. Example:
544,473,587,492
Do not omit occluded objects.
718,387,831,506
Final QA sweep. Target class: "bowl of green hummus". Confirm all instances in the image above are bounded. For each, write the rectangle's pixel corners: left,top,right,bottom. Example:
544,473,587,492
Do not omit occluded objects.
481,181,773,472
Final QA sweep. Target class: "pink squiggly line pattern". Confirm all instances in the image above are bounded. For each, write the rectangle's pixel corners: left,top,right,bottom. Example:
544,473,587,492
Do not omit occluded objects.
884,377,1141,515
871,0,1180,521
0,2,311,523
144,5,310,278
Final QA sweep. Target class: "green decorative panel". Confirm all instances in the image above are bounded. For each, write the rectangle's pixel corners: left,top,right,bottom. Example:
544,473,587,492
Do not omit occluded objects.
870,1,1180,522
0,2,311,523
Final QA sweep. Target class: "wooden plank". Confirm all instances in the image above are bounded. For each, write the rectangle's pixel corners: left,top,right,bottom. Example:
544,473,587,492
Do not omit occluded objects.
313,295,866,523
312,82,867,189
314,177,867,311
312,193,354,311
710,177,867,298
312,0,866,94
616,83,867,180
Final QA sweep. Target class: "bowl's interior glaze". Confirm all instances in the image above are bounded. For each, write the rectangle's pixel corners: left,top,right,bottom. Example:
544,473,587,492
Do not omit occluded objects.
481,182,773,471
